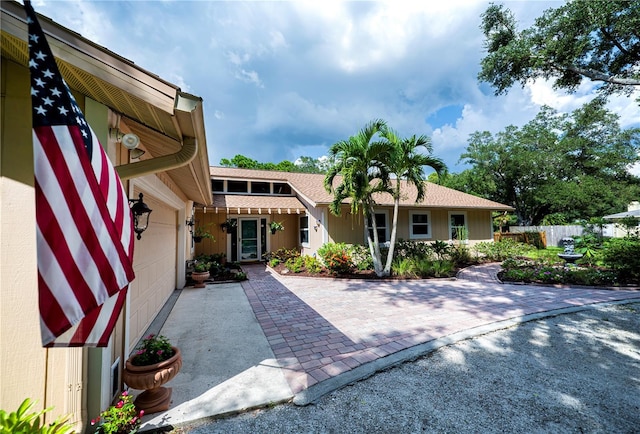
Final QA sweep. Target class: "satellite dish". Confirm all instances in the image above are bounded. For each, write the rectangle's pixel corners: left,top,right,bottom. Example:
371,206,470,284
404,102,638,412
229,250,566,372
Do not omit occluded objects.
122,133,140,150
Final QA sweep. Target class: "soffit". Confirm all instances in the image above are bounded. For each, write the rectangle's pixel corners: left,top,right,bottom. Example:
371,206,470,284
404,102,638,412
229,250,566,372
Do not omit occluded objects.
1,1,212,205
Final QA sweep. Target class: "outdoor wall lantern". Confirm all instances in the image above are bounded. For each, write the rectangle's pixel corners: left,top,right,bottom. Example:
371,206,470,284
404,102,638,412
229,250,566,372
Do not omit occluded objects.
186,216,195,234
129,193,152,240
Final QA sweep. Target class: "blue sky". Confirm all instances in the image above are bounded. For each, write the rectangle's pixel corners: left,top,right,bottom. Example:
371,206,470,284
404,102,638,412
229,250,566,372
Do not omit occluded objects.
32,0,640,174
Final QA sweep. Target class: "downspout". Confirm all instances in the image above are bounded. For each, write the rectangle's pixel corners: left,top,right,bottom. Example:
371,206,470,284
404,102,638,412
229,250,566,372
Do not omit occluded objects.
115,92,205,181
116,136,197,181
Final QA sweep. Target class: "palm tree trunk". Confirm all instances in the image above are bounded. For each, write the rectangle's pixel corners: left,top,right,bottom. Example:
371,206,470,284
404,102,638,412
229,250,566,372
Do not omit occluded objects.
383,197,399,276
365,207,384,276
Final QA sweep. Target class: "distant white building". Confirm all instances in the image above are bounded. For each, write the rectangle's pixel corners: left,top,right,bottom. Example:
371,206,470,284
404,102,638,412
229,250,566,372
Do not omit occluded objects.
603,201,640,237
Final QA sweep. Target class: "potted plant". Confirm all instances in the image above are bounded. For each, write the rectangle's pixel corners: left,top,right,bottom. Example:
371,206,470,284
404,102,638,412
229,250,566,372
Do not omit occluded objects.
122,334,182,414
269,221,284,235
220,219,237,233
91,390,144,434
191,261,211,287
192,224,215,243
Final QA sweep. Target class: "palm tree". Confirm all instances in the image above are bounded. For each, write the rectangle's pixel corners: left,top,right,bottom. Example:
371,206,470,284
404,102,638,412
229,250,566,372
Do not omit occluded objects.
324,119,392,276
380,128,448,276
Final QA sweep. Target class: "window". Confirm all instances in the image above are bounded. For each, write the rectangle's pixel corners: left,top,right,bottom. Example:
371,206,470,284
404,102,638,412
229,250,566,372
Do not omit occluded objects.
450,212,467,242
409,211,431,239
300,215,309,245
367,212,388,242
251,182,270,194
273,183,291,195
211,179,224,192
227,180,248,193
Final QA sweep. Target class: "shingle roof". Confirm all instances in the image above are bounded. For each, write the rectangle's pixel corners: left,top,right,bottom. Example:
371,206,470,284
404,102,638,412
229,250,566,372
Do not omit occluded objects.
210,166,513,211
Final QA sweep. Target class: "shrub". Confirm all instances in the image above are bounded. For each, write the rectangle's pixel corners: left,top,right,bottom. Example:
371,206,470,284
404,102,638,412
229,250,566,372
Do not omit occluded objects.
430,240,451,260
318,243,355,275
350,244,374,270
521,231,546,249
0,398,74,434
601,238,640,282
449,244,472,266
473,239,534,262
284,256,305,273
233,271,247,281
392,258,417,278
394,240,433,260
411,258,455,278
573,234,604,265
499,258,621,286
92,391,143,434
269,258,281,267
303,255,323,273
264,248,300,264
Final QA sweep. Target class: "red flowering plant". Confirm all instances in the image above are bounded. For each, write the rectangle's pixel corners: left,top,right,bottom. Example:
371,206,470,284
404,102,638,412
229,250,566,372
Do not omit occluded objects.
91,390,143,434
130,334,175,366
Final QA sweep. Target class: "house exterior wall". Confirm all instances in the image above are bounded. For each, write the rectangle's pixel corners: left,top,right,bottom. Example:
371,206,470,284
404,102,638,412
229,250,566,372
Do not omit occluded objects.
1,55,191,431
467,209,494,244
194,211,301,260
128,193,178,350
1,57,87,430
323,207,493,250
326,207,365,246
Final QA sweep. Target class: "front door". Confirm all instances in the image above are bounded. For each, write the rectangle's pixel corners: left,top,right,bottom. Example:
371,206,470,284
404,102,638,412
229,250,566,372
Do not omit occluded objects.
239,219,259,261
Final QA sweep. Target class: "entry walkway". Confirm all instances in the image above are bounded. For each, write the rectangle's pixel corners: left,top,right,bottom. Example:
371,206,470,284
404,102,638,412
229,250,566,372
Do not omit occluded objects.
140,263,640,430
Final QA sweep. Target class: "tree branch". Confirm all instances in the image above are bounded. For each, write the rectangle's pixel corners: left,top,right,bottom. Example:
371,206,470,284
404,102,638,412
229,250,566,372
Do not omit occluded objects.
564,65,640,86
599,26,640,62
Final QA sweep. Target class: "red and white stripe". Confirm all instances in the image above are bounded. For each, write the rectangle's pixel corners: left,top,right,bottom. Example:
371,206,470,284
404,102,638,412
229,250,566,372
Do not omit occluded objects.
35,124,134,347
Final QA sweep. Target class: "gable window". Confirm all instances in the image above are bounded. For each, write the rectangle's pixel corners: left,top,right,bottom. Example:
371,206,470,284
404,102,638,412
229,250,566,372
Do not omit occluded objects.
211,179,224,192
367,212,388,242
300,215,309,246
273,183,291,195
227,180,248,193
251,182,270,194
409,211,431,239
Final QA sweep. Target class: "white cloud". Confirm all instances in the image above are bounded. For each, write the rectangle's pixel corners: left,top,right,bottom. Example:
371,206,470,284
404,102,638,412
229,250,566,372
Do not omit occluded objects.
236,69,263,88
30,0,640,175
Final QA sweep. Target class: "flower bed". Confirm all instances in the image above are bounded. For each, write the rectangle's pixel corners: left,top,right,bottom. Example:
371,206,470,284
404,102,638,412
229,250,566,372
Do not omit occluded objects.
499,258,625,287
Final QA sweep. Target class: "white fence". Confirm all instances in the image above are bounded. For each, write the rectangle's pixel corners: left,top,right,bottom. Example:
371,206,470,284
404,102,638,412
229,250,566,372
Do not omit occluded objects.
508,225,584,247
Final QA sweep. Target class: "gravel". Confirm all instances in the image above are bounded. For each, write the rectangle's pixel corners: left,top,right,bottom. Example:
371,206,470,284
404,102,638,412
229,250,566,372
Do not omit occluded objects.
180,302,640,434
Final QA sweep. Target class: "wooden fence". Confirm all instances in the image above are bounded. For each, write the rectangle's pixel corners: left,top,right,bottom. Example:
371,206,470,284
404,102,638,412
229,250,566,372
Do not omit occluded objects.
494,231,547,248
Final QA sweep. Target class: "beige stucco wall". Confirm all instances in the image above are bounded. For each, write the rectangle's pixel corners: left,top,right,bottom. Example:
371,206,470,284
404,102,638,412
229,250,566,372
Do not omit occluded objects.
127,193,178,349
1,55,192,430
1,58,85,430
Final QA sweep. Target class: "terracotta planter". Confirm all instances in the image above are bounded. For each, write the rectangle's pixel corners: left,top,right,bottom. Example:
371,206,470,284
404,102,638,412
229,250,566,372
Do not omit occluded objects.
123,347,182,414
191,271,210,288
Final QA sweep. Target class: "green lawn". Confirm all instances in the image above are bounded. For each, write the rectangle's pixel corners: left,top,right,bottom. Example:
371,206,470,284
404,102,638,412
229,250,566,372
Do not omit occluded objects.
524,246,564,263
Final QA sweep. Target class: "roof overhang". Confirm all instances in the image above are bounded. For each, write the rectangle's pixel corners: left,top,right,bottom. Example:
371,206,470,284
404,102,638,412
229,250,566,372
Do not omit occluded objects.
603,209,640,220
1,1,212,205
210,195,307,215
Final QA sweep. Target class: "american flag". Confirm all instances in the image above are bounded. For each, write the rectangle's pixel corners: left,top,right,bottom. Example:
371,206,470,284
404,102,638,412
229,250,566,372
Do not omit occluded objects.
25,1,136,347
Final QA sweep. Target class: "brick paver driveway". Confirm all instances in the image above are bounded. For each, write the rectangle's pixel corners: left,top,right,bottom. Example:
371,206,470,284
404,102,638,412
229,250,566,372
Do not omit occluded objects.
241,263,640,398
